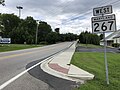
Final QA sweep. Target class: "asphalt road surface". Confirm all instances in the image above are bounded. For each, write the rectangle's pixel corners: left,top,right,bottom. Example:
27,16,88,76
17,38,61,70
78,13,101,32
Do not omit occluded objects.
0,42,76,90
76,46,120,53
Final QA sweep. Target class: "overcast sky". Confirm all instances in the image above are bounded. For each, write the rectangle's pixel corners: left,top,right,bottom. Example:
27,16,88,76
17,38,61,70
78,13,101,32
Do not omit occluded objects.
1,0,120,34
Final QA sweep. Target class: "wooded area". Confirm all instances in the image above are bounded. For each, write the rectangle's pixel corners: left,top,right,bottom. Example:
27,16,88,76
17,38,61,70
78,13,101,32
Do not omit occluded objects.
0,14,78,44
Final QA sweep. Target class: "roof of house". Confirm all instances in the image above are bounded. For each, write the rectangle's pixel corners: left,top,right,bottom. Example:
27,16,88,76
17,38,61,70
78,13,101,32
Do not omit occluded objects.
100,30,120,41
107,30,120,39
113,32,120,38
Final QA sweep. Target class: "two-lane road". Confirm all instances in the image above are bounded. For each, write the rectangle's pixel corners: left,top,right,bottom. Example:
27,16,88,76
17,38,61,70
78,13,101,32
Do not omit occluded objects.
0,42,76,90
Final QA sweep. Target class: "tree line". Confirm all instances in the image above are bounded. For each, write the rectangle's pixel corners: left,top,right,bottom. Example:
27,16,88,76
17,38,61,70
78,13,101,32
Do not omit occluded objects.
0,13,78,44
0,0,102,45
79,31,101,45
0,13,102,45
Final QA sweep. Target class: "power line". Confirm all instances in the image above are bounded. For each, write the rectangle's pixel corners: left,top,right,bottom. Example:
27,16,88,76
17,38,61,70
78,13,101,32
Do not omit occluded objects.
34,0,120,28
109,0,120,5
41,0,110,23
62,0,111,22
61,0,120,25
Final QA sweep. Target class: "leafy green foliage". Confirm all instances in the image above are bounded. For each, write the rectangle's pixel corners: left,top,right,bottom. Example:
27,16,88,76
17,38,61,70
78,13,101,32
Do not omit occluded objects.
54,28,60,33
38,21,52,42
0,14,20,38
0,13,78,44
46,32,58,44
79,31,100,45
112,43,120,47
100,34,103,40
0,14,4,35
0,44,42,52
9,16,36,44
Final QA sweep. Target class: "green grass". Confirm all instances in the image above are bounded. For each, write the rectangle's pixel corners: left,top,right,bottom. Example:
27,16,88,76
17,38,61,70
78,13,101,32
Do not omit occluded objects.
0,44,43,52
79,44,103,48
71,52,120,90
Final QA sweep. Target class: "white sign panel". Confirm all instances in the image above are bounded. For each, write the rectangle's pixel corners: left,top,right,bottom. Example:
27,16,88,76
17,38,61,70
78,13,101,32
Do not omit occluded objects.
92,14,116,33
0,38,11,44
93,5,112,16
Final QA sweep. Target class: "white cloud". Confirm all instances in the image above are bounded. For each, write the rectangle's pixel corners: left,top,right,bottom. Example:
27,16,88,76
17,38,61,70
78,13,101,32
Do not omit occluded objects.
1,0,120,34
114,9,120,30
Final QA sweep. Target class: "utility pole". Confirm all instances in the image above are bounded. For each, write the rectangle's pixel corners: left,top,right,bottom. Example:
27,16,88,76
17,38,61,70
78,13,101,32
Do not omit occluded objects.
35,20,39,45
16,6,23,18
86,28,88,46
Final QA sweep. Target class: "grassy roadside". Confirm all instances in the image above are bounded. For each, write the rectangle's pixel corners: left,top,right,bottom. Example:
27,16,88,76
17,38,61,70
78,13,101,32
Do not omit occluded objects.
79,44,103,48
0,44,43,52
71,52,120,90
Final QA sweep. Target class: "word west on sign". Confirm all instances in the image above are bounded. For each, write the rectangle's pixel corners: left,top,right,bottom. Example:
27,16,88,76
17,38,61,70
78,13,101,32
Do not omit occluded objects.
92,14,116,33
93,5,112,16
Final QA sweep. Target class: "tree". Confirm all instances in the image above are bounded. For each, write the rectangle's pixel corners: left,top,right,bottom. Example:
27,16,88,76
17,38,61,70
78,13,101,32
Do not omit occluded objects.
84,31,90,44
79,31,100,45
0,0,5,6
0,14,4,36
59,34,66,42
92,34,100,45
1,14,20,38
64,33,77,41
46,32,58,44
21,16,37,44
10,16,37,44
79,32,85,43
100,34,103,40
38,21,52,42
55,28,60,34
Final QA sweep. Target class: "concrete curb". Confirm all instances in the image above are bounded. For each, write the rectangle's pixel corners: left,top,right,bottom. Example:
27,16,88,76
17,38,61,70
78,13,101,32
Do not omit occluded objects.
40,41,94,84
67,64,94,80
40,58,83,83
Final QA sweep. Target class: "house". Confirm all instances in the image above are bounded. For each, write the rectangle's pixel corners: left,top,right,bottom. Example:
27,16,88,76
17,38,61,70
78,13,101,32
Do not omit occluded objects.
113,34,120,44
100,30,120,46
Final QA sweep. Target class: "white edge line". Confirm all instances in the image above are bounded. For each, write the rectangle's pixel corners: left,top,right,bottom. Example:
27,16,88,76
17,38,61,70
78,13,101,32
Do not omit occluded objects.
0,42,72,90
0,57,52,90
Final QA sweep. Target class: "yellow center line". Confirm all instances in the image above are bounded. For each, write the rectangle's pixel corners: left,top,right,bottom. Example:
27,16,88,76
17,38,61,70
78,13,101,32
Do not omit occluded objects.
0,45,61,60
0,52,35,60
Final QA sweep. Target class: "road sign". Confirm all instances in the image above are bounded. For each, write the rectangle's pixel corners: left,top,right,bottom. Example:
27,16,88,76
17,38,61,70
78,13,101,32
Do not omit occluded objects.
92,5,115,85
0,38,11,44
91,14,116,33
93,5,112,16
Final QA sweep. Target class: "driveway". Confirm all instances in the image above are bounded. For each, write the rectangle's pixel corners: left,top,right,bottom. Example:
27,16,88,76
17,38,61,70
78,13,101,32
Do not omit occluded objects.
76,46,120,53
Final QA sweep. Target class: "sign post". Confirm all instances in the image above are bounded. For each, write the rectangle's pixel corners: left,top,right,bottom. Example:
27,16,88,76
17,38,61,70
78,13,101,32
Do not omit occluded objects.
92,5,116,85
103,31,109,84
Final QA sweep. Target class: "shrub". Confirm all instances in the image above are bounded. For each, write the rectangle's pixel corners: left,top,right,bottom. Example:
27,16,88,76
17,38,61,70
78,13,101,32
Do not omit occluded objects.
39,41,48,45
112,43,120,47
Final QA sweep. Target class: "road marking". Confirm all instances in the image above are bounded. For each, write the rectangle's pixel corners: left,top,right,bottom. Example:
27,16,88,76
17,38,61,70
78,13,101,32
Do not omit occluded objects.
0,42,73,89
0,47,51,60
0,56,52,90
0,52,34,60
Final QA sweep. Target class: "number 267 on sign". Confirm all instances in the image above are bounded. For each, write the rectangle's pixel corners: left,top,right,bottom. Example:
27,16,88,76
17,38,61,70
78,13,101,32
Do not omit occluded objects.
91,14,116,33
92,20,116,33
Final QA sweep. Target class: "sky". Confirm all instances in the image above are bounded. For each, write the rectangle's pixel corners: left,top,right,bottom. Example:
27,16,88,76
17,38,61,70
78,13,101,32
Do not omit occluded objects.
1,0,120,35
